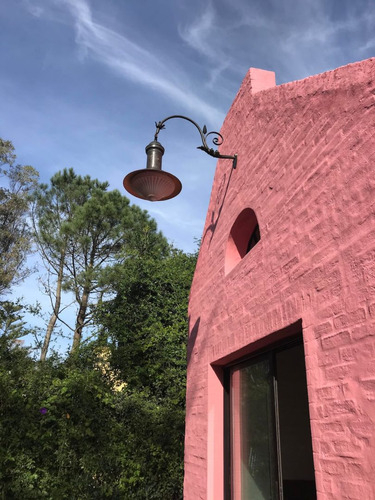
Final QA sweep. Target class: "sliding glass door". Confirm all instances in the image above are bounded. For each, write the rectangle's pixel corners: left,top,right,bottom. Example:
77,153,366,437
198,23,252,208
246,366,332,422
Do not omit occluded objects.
226,339,316,500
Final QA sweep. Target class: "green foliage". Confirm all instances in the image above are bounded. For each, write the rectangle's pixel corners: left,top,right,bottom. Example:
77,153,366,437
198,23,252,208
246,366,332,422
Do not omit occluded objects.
0,341,116,498
0,244,197,498
0,300,41,341
0,138,40,352
101,250,196,401
95,248,197,498
0,138,39,295
0,329,193,498
33,168,169,356
0,141,197,498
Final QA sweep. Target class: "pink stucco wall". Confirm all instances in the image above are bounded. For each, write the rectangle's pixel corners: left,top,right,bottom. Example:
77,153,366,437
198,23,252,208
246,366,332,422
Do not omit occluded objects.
185,58,375,499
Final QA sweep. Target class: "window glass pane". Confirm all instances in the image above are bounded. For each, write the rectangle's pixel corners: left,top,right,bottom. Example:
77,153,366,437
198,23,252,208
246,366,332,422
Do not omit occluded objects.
231,358,278,500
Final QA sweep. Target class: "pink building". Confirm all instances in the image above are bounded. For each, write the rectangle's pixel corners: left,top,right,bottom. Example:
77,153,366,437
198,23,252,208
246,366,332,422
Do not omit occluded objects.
184,58,375,499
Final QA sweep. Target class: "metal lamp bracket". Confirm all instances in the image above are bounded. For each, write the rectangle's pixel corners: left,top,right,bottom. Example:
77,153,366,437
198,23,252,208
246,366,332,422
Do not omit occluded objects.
154,115,237,169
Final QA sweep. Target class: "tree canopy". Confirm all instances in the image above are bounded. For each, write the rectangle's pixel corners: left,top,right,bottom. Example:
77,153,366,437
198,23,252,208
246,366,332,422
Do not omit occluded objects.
33,168,169,358
0,248,196,499
0,139,38,295
94,249,197,498
0,139,198,499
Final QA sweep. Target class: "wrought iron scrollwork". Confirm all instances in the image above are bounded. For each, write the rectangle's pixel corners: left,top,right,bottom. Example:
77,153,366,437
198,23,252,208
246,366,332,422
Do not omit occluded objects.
154,115,237,169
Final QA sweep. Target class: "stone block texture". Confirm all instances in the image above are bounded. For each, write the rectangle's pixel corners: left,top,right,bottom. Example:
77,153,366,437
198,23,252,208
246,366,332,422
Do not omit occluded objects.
184,59,375,499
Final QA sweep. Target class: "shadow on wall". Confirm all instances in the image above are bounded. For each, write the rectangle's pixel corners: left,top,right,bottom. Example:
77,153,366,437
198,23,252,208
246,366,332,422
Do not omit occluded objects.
202,165,235,247
187,316,200,366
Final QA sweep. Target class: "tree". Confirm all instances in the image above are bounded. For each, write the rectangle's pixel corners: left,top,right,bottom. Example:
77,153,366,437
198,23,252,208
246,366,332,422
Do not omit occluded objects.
0,245,197,498
0,138,39,343
102,250,197,399
0,138,38,295
33,169,168,359
0,337,127,498
96,248,197,498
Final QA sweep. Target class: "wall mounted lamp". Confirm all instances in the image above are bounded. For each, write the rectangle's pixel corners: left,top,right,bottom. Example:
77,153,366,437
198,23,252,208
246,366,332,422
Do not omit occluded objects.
123,115,237,202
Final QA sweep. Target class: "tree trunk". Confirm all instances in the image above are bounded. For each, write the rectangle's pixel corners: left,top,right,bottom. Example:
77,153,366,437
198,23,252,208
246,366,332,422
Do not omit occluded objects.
71,287,90,353
40,250,65,361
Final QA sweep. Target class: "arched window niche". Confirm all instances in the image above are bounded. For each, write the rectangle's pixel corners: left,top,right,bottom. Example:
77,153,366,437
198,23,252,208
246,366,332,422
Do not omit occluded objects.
225,208,260,275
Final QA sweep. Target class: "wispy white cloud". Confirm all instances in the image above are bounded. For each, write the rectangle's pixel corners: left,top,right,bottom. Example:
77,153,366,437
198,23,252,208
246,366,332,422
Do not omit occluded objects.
278,3,375,78
360,38,375,51
284,13,370,46
211,0,375,81
23,0,45,18
34,0,224,126
178,3,233,88
179,2,217,59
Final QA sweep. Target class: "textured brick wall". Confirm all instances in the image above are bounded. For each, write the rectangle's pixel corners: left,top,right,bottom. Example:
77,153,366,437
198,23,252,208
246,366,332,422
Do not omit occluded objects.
184,58,375,499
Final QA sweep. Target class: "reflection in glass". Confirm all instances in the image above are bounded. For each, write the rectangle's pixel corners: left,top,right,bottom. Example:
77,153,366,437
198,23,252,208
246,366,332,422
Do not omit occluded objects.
231,358,278,500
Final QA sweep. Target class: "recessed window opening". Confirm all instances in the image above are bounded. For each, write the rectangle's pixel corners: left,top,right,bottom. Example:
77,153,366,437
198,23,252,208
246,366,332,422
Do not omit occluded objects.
225,337,316,500
246,223,260,254
225,208,260,275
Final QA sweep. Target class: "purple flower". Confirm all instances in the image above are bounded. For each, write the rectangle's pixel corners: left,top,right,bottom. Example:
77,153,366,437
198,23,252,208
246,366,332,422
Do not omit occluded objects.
39,407,47,415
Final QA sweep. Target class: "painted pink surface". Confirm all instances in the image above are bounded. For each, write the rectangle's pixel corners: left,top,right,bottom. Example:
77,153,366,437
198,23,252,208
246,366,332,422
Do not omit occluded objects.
224,207,259,275
184,58,375,499
247,67,276,94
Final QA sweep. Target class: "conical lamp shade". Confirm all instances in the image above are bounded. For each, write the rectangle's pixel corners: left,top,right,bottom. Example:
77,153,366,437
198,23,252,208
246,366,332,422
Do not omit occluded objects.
123,169,182,201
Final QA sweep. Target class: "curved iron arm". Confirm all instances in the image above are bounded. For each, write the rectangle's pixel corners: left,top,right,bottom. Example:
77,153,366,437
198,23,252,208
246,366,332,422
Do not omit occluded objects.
154,115,237,169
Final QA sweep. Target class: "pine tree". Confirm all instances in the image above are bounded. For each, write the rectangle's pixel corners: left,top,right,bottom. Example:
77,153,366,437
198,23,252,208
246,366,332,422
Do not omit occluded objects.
33,168,168,359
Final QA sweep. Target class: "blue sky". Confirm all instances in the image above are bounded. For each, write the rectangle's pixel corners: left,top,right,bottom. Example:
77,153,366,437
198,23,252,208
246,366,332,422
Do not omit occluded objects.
1,0,374,350
2,0,374,252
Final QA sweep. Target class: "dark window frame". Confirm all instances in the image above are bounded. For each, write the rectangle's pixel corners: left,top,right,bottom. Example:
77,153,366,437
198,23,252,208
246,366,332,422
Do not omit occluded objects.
223,335,315,500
